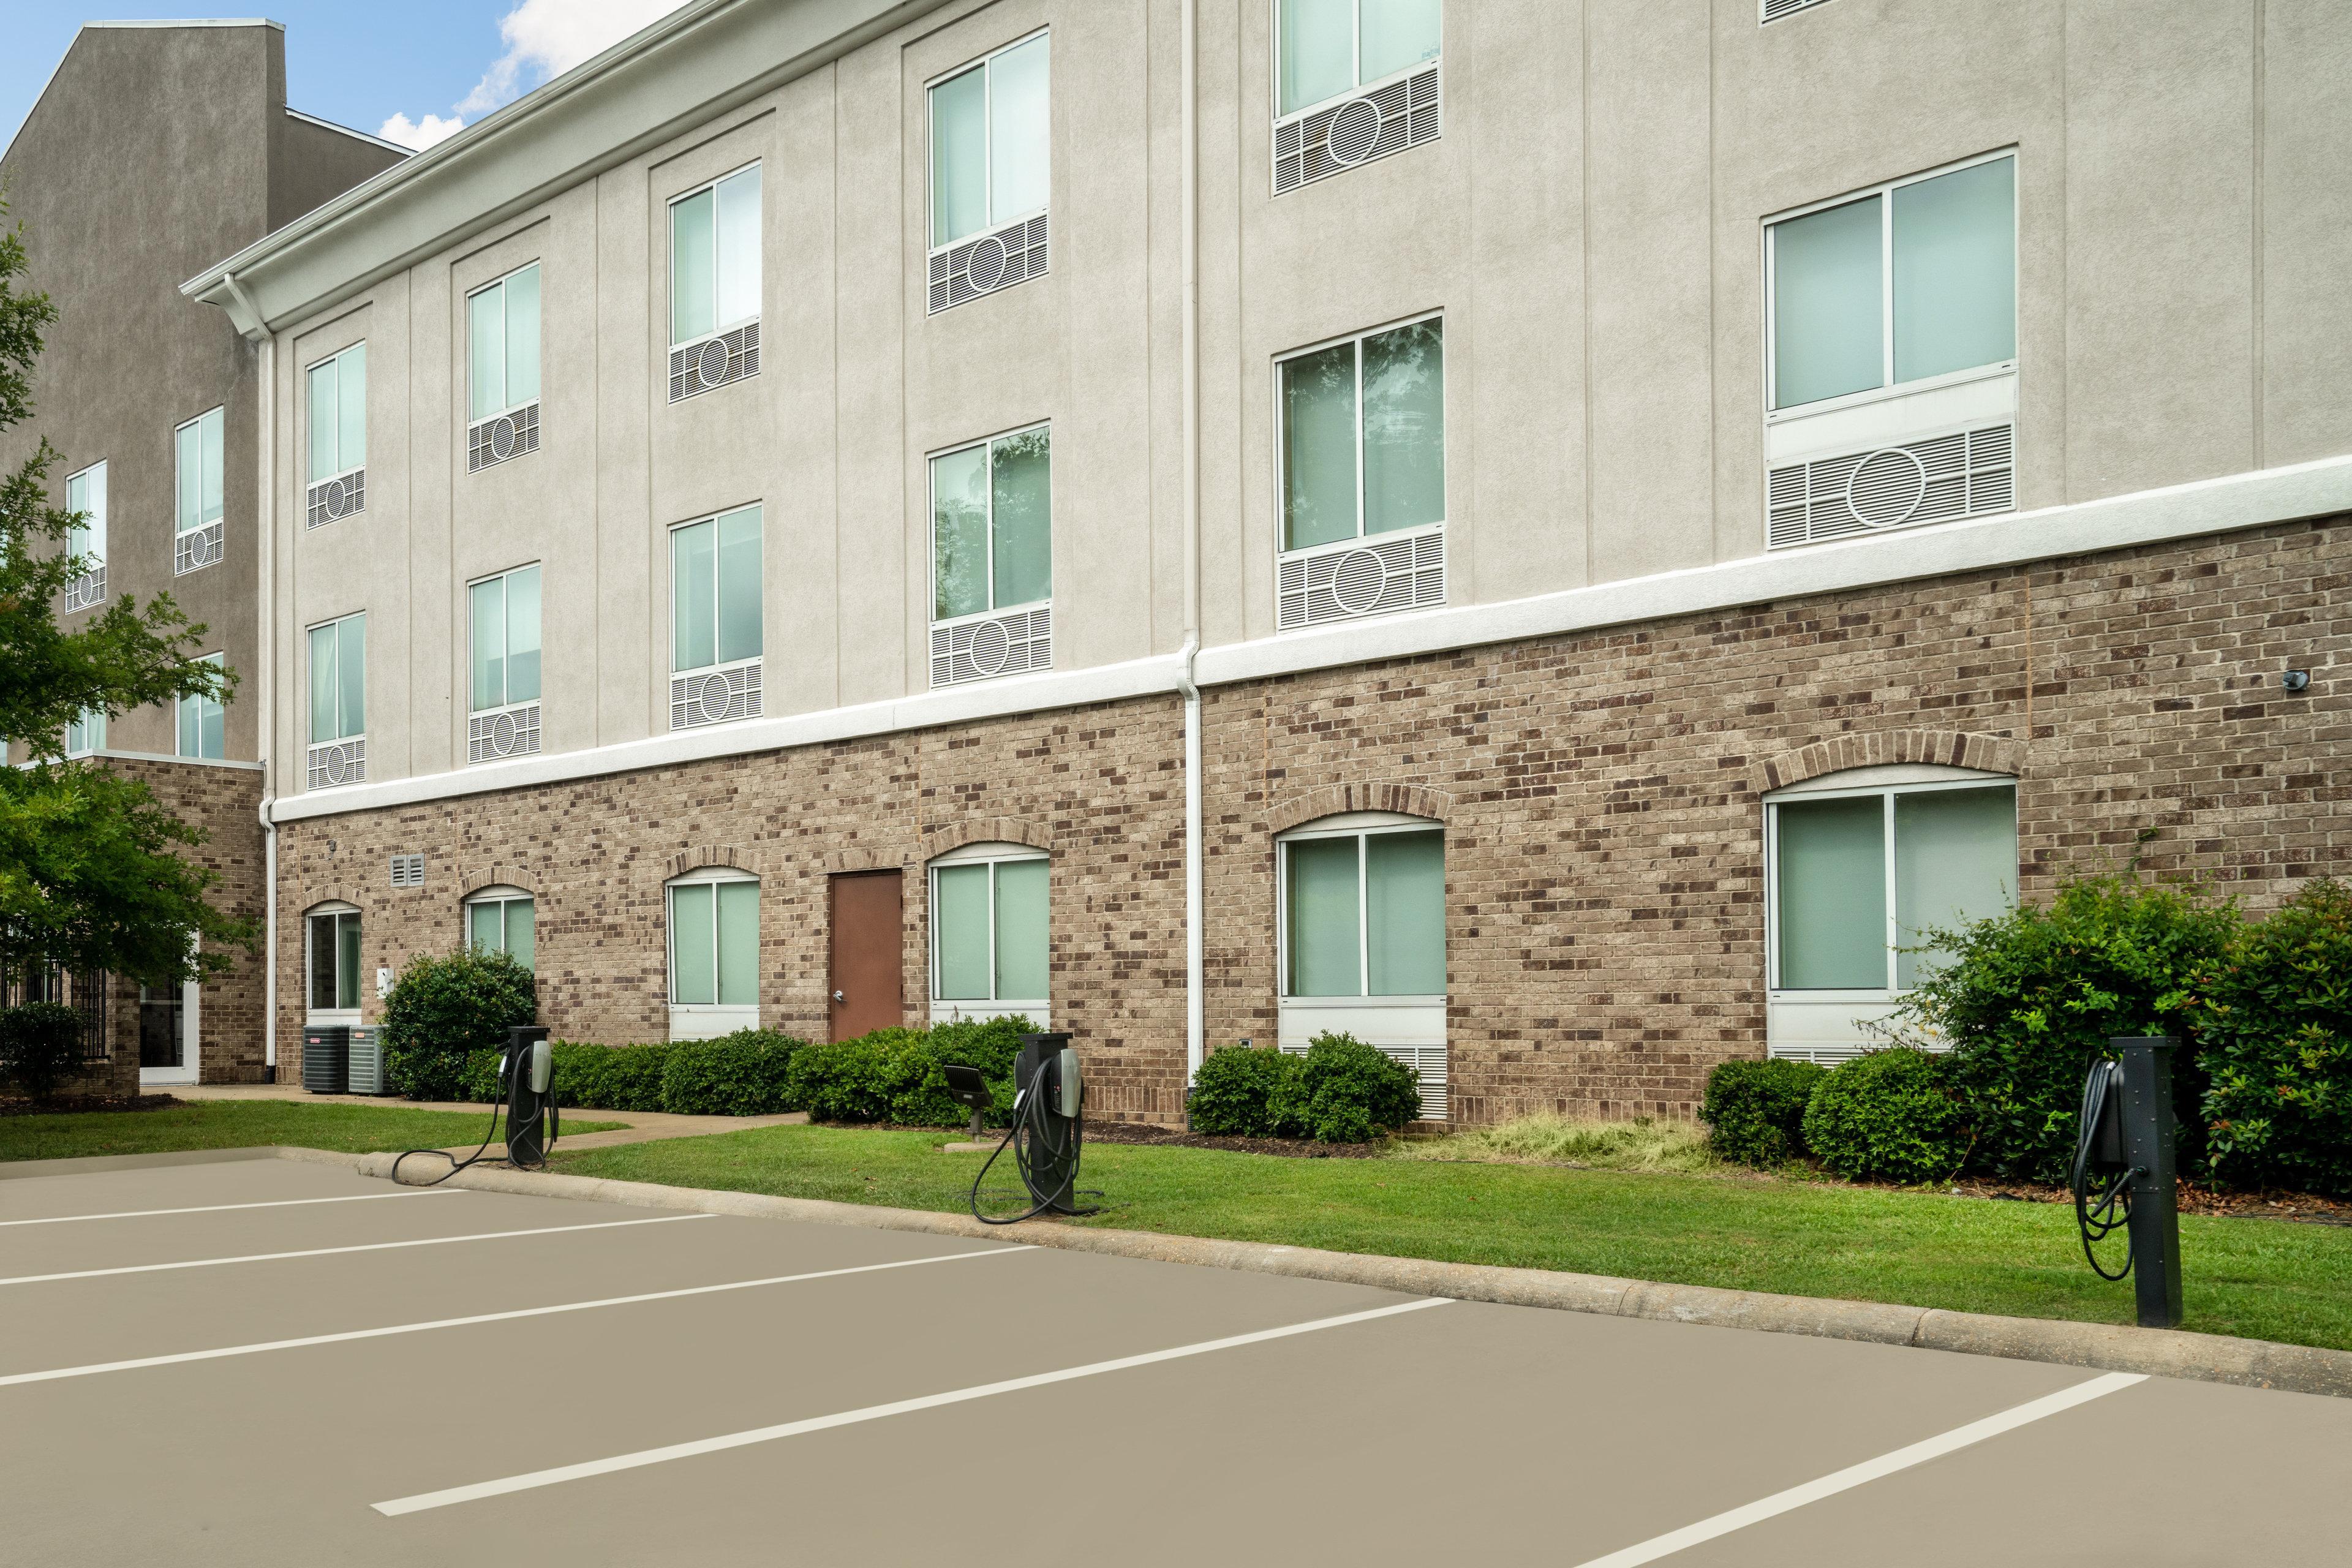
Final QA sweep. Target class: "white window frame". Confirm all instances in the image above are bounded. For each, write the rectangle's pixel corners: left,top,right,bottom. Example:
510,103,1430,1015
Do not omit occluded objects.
925,28,1052,258
303,902,363,1025
668,507,762,682
467,562,541,718
666,162,762,354
305,342,366,487
927,842,1050,1028
1273,311,1447,563
64,707,105,758
175,405,226,574
63,459,106,612
1270,0,1443,126
178,652,226,760
137,935,201,1087
463,884,536,969
1274,812,1447,1054
927,421,1052,631
1762,765,2019,1063
665,866,759,1039
466,262,542,428
1762,148,2019,423
306,611,366,744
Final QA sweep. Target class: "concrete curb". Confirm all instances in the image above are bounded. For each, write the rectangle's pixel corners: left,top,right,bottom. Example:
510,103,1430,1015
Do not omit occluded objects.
303,1148,2352,1401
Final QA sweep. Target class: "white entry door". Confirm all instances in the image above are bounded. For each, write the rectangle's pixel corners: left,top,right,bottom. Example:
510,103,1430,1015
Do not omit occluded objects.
138,978,199,1087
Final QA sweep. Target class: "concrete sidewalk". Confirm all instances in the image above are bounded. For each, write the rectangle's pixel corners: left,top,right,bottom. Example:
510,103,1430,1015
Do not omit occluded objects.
173,1083,804,1152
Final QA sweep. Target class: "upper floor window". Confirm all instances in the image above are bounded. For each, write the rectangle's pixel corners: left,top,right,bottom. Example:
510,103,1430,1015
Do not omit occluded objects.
305,903,362,1016
466,885,536,971
467,263,541,426
175,406,225,575
930,843,1049,1023
64,707,105,758
305,344,368,526
929,32,1049,252
1278,0,1440,116
1768,153,2016,413
63,461,105,613
1281,317,1444,553
670,165,761,349
1769,772,2016,994
931,426,1050,623
307,612,366,745
469,565,541,716
1280,816,1444,1000
178,653,225,761
667,867,758,1037
669,507,763,729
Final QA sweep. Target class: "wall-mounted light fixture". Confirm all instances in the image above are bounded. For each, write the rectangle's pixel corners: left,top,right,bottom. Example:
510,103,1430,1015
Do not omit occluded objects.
2282,670,2312,693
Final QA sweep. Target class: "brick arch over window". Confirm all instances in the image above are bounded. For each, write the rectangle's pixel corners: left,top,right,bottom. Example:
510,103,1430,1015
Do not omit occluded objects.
1267,783,1453,836
663,845,758,881
922,817,1053,862
300,890,368,916
458,865,538,899
1754,730,2026,794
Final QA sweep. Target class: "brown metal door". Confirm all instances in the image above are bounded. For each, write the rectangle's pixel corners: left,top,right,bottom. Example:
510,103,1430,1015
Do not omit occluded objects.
828,870,904,1041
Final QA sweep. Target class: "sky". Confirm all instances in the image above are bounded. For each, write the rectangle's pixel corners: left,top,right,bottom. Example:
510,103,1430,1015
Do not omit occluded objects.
3,1,696,156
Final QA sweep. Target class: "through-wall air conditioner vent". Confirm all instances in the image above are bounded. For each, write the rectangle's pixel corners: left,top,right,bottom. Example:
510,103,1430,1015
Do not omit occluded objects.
1282,1041,1447,1121
64,565,105,613
1761,0,1837,22
1277,527,1445,631
307,469,366,529
669,660,761,730
668,322,761,403
388,853,424,889
176,521,223,575
467,703,541,764
467,402,540,473
306,737,366,790
929,605,1052,687
928,214,1050,315
1766,423,2013,550
1274,64,1440,197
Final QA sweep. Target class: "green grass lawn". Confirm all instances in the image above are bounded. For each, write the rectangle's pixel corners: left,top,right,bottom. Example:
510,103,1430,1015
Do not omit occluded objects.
0,1100,623,1163
551,1124,2352,1352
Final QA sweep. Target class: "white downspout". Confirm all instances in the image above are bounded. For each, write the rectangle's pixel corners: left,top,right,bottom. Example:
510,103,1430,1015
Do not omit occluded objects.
1178,0,1204,1091
247,291,278,1077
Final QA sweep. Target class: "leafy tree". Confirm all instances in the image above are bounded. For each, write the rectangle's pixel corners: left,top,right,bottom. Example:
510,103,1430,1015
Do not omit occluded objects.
0,192,249,992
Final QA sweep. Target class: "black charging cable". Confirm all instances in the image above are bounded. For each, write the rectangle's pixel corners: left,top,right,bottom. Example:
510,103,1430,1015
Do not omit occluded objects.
970,1059,1102,1225
2070,1057,2138,1282
390,1052,558,1186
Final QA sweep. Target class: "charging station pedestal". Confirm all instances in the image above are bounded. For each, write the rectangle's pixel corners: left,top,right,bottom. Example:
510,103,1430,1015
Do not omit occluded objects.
2113,1035,2184,1329
1014,1031,1080,1213
505,1025,553,1167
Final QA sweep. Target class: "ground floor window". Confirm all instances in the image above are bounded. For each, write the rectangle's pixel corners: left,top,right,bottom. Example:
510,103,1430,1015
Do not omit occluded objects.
1766,767,2018,1060
305,905,361,1018
929,843,1048,1025
1276,812,1447,1119
466,886,536,971
668,869,757,1038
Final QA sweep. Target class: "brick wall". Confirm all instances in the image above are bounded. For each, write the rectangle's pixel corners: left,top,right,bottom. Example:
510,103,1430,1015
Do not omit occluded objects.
271,518,2349,1123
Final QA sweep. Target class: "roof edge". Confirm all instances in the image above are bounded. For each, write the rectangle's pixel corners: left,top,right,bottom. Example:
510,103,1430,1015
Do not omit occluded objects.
284,107,412,158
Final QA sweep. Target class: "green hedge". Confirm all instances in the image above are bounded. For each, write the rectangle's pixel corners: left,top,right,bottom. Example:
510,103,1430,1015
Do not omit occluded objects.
2199,880,2352,1196
1702,1058,1828,1166
1186,1035,1422,1143
0,1001,86,1101
1802,1047,1970,1185
382,949,537,1102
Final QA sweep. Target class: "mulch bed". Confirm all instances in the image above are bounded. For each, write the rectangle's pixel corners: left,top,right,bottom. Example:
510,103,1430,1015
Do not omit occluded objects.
0,1093,180,1118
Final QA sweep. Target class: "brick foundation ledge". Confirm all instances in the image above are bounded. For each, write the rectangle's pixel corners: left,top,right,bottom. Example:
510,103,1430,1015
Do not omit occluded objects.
298,1148,2352,1401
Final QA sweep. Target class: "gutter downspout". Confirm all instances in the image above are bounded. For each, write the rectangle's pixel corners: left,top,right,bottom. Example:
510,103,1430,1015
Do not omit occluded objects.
1178,0,1204,1093
247,289,278,1077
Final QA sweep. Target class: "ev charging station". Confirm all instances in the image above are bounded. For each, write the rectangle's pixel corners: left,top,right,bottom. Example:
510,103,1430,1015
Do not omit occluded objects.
2070,1035,2184,1329
951,1031,1102,1224
393,1022,559,1185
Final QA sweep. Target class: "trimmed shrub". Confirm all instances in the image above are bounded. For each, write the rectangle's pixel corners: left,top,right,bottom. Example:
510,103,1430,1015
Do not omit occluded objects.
1702,1058,1828,1166
1187,1044,1301,1137
1884,873,2238,1183
658,1030,803,1116
382,949,537,1102
2199,880,2352,1196
1801,1048,1969,1184
0,1001,88,1101
1278,1033,1424,1143
785,1035,902,1123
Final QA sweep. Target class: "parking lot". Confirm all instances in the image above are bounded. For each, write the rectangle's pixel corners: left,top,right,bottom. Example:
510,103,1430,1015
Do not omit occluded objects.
2,1153,2346,1566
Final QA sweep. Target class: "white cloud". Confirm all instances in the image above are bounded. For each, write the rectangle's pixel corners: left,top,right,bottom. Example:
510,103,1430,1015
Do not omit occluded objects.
458,0,695,116
377,111,467,152
379,0,691,157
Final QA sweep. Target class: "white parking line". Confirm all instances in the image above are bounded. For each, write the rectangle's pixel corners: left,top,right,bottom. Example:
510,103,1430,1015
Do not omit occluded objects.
1567,1371,2148,1567
0,1245,1028,1387
0,1191,464,1229
0,1213,713,1287
373,1297,1453,1516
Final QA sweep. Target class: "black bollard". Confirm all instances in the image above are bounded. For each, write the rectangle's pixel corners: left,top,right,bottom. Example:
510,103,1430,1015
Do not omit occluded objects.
2112,1036,2184,1329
